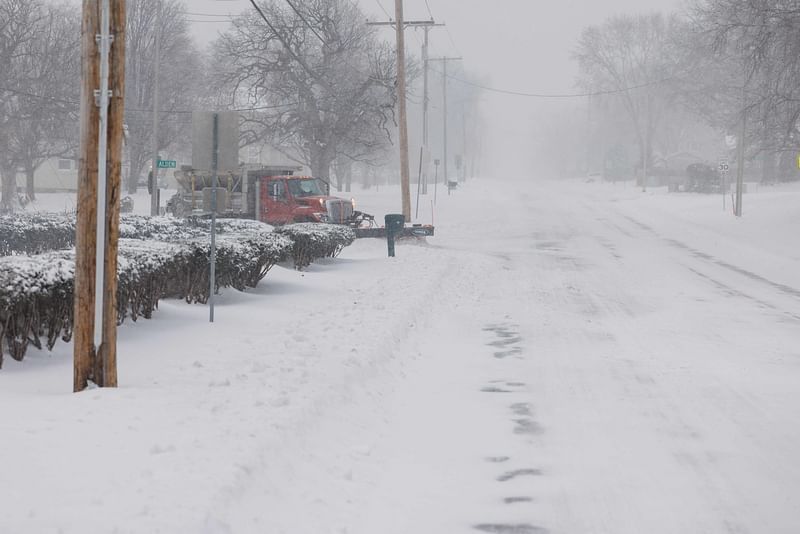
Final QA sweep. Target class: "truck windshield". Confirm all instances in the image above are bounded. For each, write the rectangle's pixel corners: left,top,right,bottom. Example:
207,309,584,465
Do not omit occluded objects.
287,179,323,197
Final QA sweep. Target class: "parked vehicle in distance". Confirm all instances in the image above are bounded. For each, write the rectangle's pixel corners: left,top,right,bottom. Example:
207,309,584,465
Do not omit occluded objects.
166,165,434,238
684,163,722,193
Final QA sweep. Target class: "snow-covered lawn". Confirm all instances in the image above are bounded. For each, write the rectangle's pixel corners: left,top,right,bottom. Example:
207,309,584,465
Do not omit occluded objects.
1,178,799,533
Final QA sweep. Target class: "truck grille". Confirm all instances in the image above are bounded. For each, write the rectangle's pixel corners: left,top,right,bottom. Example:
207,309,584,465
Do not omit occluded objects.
325,199,353,224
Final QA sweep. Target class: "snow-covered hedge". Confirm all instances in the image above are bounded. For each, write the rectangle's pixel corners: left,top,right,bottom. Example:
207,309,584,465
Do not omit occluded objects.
0,217,357,366
274,223,356,269
0,254,74,365
0,233,294,366
1,214,356,268
0,213,75,256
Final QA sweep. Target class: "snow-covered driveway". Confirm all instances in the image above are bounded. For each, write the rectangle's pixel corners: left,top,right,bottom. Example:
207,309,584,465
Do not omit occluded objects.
1,180,798,533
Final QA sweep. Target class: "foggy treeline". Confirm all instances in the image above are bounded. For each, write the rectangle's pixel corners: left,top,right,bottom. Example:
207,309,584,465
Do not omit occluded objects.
0,0,485,212
539,0,800,185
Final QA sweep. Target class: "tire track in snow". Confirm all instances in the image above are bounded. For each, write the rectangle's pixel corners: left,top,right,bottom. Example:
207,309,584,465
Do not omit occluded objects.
620,214,800,301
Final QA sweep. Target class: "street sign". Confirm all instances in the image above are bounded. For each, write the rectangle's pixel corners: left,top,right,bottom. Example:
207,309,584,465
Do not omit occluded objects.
718,161,729,172
157,159,176,169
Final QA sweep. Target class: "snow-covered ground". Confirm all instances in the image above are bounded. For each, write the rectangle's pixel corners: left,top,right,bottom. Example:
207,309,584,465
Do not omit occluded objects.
1,179,799,533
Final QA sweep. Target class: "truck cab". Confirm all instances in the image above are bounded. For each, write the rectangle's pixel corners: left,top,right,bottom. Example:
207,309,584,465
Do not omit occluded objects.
258,176,355,225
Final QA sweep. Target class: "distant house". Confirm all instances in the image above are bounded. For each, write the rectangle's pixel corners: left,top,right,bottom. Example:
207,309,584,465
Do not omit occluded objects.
34,158,78,192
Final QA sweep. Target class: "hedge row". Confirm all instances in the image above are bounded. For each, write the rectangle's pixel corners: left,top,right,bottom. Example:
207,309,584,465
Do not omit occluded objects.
0,217,356,367
0,214,355,270
274,223,356,269
0,213,75,256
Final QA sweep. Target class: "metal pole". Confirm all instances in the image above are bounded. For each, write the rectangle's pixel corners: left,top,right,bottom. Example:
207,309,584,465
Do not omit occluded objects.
443,59,448,186
433,160,439,204
735,84,746,217
394,0,411,222
422,26,429,195
150,0,161,216
722,170,726,211
461,100,467,182
415,145,422,219
94,0,111,350
209,113,218,323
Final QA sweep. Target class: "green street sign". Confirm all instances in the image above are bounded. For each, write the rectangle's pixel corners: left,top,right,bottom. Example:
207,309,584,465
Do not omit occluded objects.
157,160,177,169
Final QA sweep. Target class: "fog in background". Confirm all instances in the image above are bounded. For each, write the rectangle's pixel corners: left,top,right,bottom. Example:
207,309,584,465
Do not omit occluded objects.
188,0,683,179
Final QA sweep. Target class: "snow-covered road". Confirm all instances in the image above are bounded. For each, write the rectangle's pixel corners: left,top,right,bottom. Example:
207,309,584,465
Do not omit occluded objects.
2,179,799,533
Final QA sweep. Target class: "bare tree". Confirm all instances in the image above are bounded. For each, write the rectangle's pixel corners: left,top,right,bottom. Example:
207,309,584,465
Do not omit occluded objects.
123,0,202,193
574,13,690,186
0,0,42,210
213,0,397,180
14,4,80,200
690,0,800,182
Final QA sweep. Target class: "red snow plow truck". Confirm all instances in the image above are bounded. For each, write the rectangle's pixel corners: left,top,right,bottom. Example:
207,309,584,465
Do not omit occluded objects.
166,165,434,239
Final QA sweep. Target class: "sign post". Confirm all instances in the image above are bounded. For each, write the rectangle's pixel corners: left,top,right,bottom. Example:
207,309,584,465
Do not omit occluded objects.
718,159,729,211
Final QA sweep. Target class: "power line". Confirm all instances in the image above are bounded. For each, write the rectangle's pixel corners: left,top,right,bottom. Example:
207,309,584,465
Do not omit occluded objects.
283,0,327,46
374,0,391,19
179,11,235,17
423,0,434,19
427,68,674,98
0,84,300,114
0,84,76,106
443,25,460,56
246,0,320,80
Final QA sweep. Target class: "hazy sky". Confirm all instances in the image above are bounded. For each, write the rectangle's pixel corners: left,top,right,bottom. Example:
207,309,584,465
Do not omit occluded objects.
187,0,686,176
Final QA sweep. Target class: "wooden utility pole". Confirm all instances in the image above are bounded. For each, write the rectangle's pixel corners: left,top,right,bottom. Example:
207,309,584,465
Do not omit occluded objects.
150,0,161,216
101,0,125,387
369,19,442,199
74,0,125,392
393,0,411,221
368,12,440,221
430,56,461,186
419,22,443,194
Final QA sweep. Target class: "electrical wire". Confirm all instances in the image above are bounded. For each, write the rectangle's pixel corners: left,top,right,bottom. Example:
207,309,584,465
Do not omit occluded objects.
427,68,674,99
283,0,327,46
443,25,461,56
0,84,300,114
246,0,321,79
374,0,392,19
423,0,434,20
179,11,235,17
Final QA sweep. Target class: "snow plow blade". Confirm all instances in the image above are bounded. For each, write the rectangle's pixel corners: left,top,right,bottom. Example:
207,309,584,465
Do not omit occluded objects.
354,224,435,239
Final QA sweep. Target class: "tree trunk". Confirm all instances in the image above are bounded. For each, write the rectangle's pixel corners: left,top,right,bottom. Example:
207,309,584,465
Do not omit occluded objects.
1,165,18,212
25,165,36,201
778,150,796,182
761,151,775,185
310,148,334,192
126,145,148,194
126,159,140,194
343,159,352,193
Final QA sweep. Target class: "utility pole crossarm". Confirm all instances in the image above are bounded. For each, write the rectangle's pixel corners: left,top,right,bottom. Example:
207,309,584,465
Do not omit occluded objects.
367,19,441,28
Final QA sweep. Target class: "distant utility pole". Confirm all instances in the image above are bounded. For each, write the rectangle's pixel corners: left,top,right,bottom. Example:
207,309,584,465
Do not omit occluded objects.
429,56,461,187
74,0,126,392
367,10,438,221
418,21,443,194
150,0,161,216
